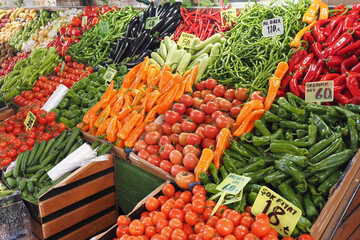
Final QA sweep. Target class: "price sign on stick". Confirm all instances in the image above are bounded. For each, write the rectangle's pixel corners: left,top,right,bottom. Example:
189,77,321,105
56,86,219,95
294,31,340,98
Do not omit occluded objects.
145,16,160,30
101,21,110,34
104,67,117,84
305,81,334,102
262,17,284,37
216,173,251,195
177,32,196,49
24,111,36,131
221,8,237,26
252,186,302,236
82,16,87,27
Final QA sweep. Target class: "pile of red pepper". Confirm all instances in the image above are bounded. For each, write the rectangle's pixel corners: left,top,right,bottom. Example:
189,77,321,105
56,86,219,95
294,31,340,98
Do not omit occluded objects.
172,5,233,42
280,3,360,105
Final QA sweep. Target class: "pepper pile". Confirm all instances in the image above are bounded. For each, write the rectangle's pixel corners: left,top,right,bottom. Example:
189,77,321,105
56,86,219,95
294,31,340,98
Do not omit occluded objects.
0,105,65,168
204,92,360,236
78,57,198,148
281,2,360,105
0,52,29,80
172,5,231,42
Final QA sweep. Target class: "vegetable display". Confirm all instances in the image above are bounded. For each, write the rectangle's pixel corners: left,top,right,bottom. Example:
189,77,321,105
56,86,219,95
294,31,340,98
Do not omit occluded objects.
3,128,112,203
202,92,359,235
150,34,223,83
205,0,310,92
0,105,65,168
68,7,141,66
54,64,126,128
107,2,182,67
0,47,60,101
281,3,360,105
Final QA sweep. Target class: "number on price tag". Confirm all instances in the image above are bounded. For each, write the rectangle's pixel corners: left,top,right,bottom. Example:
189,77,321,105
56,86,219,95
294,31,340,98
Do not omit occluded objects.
216,173,251,195
24,111,36,131
82,16,87,27
145,16,160,30
262,17,284,37
104,67,117,83
305,81,334,102
101,21,110,34
177,32,196,49
252,186,302,236
221,8,237,26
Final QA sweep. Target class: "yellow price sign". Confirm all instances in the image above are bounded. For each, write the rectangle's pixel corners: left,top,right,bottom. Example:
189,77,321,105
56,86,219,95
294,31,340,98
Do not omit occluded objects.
252,186,302,237
104,67,117,84
216,173,251,195
177,32,196,49
53,21,61,30
82,16,87,27
221,8,237,26
24,111,36,131
305,81,334,103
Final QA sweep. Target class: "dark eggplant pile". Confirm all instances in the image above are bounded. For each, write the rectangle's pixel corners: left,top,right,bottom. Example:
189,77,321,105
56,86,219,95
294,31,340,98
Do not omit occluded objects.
107,2,182,68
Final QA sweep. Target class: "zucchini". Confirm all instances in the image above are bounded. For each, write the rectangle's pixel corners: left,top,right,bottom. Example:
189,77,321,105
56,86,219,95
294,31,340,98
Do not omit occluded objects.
159,42,167,59
193,33,221,51
40,138,56,163
13,152,24,178
176,52,192,74
31,140,46,165
28,141,39,166
191,44,213,60
151,52,165,66
195,56,210,84
164,42,177,65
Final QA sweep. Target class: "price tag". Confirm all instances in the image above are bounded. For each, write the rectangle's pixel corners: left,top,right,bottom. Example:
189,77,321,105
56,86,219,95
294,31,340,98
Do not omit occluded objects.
252,186,302,236
82,16,87,27
177,32,196,49
100,21,110,34
305,80,334,102
53,21,61,30
262,17,284,37
216,173,251,195
221,8,237,26
104,67,117,83
145,16,160,30
24,111,36,131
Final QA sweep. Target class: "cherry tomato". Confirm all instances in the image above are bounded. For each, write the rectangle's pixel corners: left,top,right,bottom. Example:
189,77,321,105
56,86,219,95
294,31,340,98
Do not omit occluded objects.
161,226,173,238
179,133,188,146
203,125,219,139
182,153,199,171
162,122,173,135
181,121,197,133
243,233,259,240
255,213,269,223
169,150,183,165
175,171,195,189
147,145,160,155
148,155,161,167
183,145,201,157
191,199,205,214
172,103,186,115
251,219,270,237
240,216,254,230
187,133,201,146
213,85,226,97
202,226,216,240
169,208,184,221
116,225,129,238
215,218,234,236
229,106,242,117
185,211,198,226
165,110,181,125
204,79,217,90
170,133,179,145
211,111,225,122
129,219,145,236
196,81,206,91
233,225,249,240
162,183,175,197
180,95,194,107
118,215,131,226
200,90,212,99
159,143,175,159
145,226,157,238
171,228,187,240
138,149,150,160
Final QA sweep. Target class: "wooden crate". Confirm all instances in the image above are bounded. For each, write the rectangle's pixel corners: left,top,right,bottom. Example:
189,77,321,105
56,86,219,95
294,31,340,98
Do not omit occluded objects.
26,154,117,240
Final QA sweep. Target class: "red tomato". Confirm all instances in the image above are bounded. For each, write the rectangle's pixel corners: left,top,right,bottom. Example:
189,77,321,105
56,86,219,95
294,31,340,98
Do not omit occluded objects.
182,153,199,171
20,145,29,152
159,143,175,159
138,150,150,160
204,79,217,90
298,234,314,240
229,106,242,117
189,110,205,124
200,90,212,99
171,228,187,240
204,125,219,139
213,85,226,97
147,145,160,155
204,101,220,115
216,115,232,129
255,213,269,223
251,219,270,237
250,91,265,103
211,111,225,122
175,171,195,189
216,218,234,236
156,219,169,233
233,225,249,240
224,89,236,101
134,140,148,152
165,110,181,125
184,211,198,226
191,199,205,214
187,133,201,146
161,226,173,238
183,145,201,157
145,132,161,145
192,98,203,109
206,216,219,228
159,160,173,173
178,133,188,146
181,121,197,133
202,226,216,240
203,94,216,104
195,127,205,140
169,134,179,145
117,215,131,226
169,150,183,165
129,219,145,236
26,138,35,147
235,88,249,101
145,122,160,133
169,208,184,220
145,226,157,238
240,216,254,230
162,183,175,197
243,233,259,240
170,164,187,177
148,155,161,166
219,98,233,111
116,225,129,238
196,81,205,91
180,95,194,107
162,122,173,135
172,103,186,115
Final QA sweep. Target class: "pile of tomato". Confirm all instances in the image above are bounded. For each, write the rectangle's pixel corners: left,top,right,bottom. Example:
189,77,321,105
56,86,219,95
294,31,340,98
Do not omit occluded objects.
115,183,313,240
13,55,93,107
133,79,254,177
0,105,65,168
0,52,30,79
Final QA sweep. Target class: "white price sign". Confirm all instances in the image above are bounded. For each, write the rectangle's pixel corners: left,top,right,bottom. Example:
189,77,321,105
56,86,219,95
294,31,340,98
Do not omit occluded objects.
262,17,284,37
305,81,334,103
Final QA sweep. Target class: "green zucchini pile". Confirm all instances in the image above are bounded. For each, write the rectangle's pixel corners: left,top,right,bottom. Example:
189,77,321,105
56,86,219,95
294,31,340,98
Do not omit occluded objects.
3,128,112,203
202,92,360,236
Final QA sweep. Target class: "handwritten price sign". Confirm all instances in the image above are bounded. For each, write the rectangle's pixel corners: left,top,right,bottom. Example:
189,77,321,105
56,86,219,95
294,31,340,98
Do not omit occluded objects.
177,32,196,49
24,111,36,131
216,173,251,195
262,17,284,37
221,8,237,27
82,16,87,27
101,21,110,34
252,186,301,236
305,81,334,102
145,16,160,30
104,67,117,84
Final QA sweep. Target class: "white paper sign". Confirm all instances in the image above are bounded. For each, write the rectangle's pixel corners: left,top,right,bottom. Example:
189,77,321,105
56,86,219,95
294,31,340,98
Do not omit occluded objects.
262,17,284,37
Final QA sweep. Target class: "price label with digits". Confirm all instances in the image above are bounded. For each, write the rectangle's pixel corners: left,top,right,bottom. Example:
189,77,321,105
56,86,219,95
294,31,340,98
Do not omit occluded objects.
24,111,36,131
216,173,251,195
252,186,302,236
221,8,237,26
101,21,110,34
262,17,284,37
145,16,160,30
104,67,117,83
82,16,87,27
177,32,196,49
305,81,334,102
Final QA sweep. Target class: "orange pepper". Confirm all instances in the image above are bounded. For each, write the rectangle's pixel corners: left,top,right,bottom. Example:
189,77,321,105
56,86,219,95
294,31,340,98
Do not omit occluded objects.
109,90,121,107
94,104,111,128
88,115,96,134
264,76,281,111
233,109,265,138
273,62,289,81
125,121,147,148
96,117,112,136
106,116,118,143
131,89,145,107
183,69,192,78
319,3,329,20
161,74,183,94
136,56,150,78
213,128,231,169
118,113,143,140
157,83,180,115
159,70,173,93
117,139,125,149
195,148,214,181
117,95,132,121
156,92,168,105
235,100,264,128
110,93,125,117
174,77,188,102
302,0,320,24
146,90,161,112
185,64,199,93
77,123,88,132
145,105,159,123
83,101,104,124
122,63,142,89
290,21,317,48
147,65,160,85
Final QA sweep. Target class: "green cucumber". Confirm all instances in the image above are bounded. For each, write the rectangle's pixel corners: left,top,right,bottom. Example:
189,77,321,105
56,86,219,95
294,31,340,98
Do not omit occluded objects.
13,152,24,178
27,181,34,193
50,130,68,153
41,149,60,167
5,177,16,188
98,144,112,155
28,141,39,166
91,141,101,149
63,127,80,154
26,164,43,174
40,138,56,163
56,136,70,150
21,150,30,173
31,140,46,165
19,180,27,191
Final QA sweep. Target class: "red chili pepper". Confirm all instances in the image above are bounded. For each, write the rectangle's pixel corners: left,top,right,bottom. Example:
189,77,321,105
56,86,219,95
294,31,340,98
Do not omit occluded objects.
280,74,292,90
333,5,347,17
277,90,286,97
322,68,331,75
291,49,308,66
302,63,318,84
313,64,323,82
298,84,306,96
354,31,360,40
334,74,347,86
322,73,340,82
341,55,358,75
310,42,323,59
323,21,343,47
290,70,303,96
303,31,315,45
343,12,359,32
295,53,314,72
346,76,360,97
324,55,346,67
336,40,360,56
313,19,330,42
353,4,360,11
335,93,350,105
324,15,345,37
348,22,360,32
350,62,360,73
334,85,345,94
350,96,360,104
326,32,354,57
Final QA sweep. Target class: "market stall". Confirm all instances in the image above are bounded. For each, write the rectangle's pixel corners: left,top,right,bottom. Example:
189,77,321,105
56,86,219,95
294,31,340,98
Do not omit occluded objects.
0,0,360,240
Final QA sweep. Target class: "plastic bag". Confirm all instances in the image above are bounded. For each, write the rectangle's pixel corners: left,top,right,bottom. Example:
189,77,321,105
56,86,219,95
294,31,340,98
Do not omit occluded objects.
0,191,32,240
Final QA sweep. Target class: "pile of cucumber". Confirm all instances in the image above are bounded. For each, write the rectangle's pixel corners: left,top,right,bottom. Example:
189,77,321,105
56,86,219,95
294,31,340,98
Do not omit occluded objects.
3,128,112,203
